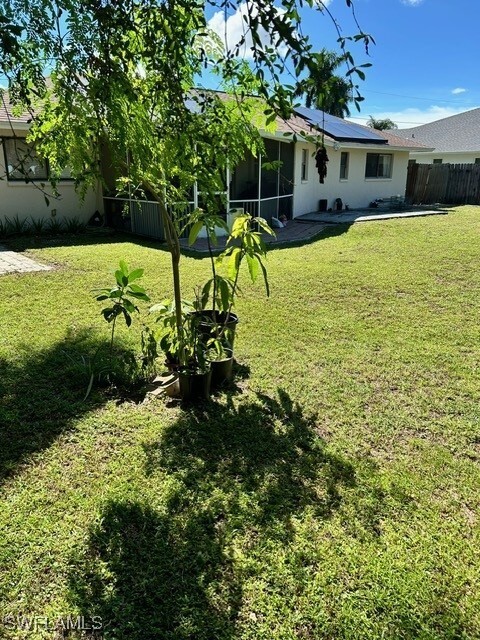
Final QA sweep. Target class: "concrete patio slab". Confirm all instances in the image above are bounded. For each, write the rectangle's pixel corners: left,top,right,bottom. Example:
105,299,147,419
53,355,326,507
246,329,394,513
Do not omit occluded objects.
0,245,51,275
296,209,447,224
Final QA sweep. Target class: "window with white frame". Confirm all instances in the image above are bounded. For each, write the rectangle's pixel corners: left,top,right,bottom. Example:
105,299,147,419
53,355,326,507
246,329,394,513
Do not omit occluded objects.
301,148,308,181
2,138,73,182
432,158,443,165
3,138,48,181
365,153,393,179
340,152,349,180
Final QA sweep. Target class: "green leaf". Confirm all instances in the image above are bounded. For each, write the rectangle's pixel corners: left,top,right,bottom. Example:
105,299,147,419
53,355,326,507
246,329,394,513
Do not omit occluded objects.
230,214,248,238
201,279,212,309
188,220,204,246
228,247,242,281
122,308,132,327
128,291,150,301
114,270,124,286
257,256,270,297
128,268,144,282
119,260,129,276
246,254,259,283
129,284,147,293
255,217,275,236
102,307,120,323
218,278,231,311
123,298,136,313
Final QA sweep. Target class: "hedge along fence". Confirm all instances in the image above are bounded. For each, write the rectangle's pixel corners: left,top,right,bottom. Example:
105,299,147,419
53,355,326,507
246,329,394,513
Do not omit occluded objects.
406,162,480,205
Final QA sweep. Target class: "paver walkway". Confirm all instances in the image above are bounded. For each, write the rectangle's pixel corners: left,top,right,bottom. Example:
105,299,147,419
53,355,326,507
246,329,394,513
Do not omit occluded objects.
180,220,328,253
0,245,51,275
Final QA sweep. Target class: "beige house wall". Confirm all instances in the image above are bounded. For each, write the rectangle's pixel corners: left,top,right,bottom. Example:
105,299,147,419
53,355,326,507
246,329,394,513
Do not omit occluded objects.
0,130,101,224
292,142,410,216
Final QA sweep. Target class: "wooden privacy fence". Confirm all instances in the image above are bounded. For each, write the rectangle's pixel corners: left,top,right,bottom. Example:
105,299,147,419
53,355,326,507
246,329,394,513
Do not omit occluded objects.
406,162,480,205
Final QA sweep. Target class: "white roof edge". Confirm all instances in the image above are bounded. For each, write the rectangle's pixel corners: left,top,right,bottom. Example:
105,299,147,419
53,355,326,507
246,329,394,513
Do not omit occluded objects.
0,121,30,132
259,130,431,152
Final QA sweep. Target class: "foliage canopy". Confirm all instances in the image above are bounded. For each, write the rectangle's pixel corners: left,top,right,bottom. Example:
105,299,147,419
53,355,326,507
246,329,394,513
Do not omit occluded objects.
0,0,371,366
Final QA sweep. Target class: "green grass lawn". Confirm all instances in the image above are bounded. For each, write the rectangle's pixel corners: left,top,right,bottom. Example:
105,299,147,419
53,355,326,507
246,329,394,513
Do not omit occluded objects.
0,206,479,639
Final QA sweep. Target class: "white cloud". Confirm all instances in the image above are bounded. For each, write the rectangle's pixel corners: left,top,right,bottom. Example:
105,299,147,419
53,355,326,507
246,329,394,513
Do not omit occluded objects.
452,87,467,95
208,3,287,60
207,1,334,61
401,0,424,5
349,105,478,128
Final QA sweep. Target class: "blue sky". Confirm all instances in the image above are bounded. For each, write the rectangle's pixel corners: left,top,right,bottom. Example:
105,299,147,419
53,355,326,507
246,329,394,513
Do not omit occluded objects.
3,0,478,129
318,0,480,128
208,0,480,128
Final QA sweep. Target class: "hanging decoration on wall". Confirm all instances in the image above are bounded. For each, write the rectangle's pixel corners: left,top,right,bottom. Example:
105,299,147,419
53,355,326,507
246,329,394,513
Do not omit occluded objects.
315,146,329,184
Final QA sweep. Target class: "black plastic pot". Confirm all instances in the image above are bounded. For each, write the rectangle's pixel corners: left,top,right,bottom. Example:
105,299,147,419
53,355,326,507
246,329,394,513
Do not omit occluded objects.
179,367,212,402
195,311,239,348
210,349,234,387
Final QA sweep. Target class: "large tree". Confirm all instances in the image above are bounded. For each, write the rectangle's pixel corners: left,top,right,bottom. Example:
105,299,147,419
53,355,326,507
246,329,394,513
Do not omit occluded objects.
367,115,398,131
0,0,371,362
295,49,355,118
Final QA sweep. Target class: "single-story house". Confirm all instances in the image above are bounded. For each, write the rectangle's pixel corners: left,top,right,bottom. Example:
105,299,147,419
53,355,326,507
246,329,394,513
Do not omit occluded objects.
394,108,480,165
261,107,429,216
0,94,101,226
1,92,428,237
105,105,429,239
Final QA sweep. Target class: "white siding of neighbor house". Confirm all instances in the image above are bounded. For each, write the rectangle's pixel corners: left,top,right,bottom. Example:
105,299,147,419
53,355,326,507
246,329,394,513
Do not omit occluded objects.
0,132,101,224
292,142,410,216
409,151,480,164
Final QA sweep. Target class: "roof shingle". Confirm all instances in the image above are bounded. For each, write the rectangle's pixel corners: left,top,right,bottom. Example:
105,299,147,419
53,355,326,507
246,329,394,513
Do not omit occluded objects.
394,108,480,153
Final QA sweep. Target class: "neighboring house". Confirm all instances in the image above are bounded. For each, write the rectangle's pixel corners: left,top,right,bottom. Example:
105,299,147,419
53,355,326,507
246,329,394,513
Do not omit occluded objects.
394,108,480,164
0,95,100,225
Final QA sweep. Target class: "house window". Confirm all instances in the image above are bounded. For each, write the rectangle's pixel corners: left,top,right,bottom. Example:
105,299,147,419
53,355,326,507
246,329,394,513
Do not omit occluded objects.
340,152,349,180
2,138,73,182
301,149,308,181
365,153,393,179
432,158,443,164
3,138,48,181
475,158,480,165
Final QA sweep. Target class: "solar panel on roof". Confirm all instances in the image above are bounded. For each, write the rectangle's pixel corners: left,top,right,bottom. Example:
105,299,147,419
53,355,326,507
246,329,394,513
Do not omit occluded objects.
294,106,388,144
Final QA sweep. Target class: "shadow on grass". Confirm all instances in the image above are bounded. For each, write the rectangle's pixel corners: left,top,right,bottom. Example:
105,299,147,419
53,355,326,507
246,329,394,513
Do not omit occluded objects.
0,328,136,483
66,389,356,639
68,499,241,640
3,228,170,254
146,389,356,529
5,220,352,260
266,221,352,252
179,222,352,260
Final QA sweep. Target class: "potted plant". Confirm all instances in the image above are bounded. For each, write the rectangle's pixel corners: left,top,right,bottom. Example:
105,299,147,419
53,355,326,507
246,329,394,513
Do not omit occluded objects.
151,299,212,402
208,343,234,387
189,210,275,353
